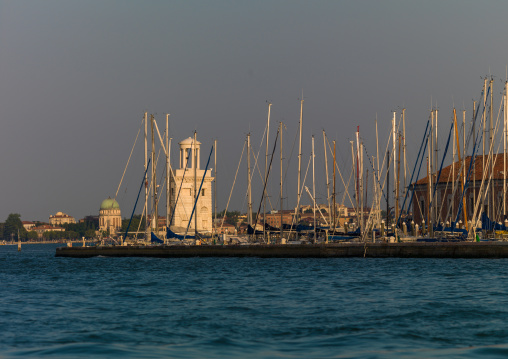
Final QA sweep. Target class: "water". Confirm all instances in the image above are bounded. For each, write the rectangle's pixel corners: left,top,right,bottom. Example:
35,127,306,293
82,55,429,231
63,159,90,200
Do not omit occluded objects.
2,244,508,358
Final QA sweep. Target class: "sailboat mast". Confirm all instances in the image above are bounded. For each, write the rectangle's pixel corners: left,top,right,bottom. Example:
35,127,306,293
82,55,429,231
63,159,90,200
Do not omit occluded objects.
356,127,361,232
376,118,381,228
194,131,198,237
365,169,369,209
402,109,407,212
435,108,439,183
428,116,433,232
429,110,434,225
434,108,438,224
280,122,283,241
392,112,396,224
333,140,336,233
504,80,508,218
482,78,487,216
396,132,401,227
166,114,170,238
151,115,158,234
247,133,252,226
463,109,466,215
264,103,271,243
452,113,456,221
323,130,331,227
372,157,376,228
490,78,494,220
214,139,217,231
473,100,477,216
427,155,431,236
386,150,390,227
312,135,316,242
297,99,303,234
144,112,149,242
360,141,364,235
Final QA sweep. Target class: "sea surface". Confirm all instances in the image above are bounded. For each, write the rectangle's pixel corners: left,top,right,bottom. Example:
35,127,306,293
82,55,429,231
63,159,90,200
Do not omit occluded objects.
1,244,508,358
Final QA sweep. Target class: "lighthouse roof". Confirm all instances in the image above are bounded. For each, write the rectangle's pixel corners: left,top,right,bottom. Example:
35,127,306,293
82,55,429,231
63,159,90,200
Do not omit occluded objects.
179,137,201,146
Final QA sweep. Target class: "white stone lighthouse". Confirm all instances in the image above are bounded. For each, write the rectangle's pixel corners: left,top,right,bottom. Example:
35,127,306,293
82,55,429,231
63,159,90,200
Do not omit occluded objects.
170,136,214,233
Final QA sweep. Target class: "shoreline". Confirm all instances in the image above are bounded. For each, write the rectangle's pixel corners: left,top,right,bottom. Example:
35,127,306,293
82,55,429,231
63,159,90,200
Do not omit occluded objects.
2,240,82,245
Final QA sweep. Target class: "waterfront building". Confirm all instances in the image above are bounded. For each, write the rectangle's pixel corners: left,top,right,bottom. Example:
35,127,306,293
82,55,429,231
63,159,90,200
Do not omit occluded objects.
170,136,214,233
411,155,507,226
99,197,121,235
49,212,76,226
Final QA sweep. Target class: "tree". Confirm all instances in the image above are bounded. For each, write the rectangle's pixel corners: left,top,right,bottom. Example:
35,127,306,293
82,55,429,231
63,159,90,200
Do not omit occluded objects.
122,215,145,233
27,231,38,241
84,229,96,239
3,213,27,241
66,231,78,240
217,210,241,226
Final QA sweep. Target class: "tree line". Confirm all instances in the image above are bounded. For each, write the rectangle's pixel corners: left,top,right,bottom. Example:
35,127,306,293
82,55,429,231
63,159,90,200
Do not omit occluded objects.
0,213,151,241
0,213,98,241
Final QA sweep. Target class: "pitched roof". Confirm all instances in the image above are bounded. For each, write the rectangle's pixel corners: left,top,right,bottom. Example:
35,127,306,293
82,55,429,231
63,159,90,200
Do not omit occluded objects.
414,154,508,186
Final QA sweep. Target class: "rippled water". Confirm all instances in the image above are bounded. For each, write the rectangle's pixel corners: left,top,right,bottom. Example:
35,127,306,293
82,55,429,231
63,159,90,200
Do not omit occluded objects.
2,244,508,358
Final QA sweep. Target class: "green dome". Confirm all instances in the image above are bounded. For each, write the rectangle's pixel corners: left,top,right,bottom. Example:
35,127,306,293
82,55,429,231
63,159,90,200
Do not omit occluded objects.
100,197,120,210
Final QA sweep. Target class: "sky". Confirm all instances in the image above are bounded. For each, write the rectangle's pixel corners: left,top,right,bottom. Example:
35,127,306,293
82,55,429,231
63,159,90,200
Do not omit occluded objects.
1,0,508,223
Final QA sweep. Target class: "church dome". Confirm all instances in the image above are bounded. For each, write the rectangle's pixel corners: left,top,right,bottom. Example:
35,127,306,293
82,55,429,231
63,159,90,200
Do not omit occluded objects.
100,197,120,210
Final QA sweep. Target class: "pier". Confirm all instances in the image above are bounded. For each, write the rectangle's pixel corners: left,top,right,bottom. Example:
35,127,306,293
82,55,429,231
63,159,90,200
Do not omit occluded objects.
56,242,508,258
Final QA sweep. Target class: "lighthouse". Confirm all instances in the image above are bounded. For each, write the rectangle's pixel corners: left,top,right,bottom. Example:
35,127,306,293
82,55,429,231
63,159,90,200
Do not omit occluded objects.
170,136,214,233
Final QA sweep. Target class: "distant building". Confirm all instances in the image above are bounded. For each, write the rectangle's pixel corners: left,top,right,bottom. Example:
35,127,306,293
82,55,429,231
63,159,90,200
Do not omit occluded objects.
259,212,295,228
49,212,76,226
99,197,121,235
22,221,35,231
213,222,236,235
32,225,64,238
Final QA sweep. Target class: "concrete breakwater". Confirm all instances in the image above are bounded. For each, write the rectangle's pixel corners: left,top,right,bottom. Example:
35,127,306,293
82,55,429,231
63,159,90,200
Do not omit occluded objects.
55,242,508,258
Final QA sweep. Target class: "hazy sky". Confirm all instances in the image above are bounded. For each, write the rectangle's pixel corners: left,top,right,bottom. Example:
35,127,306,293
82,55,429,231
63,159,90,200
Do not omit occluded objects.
1,0,508,222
